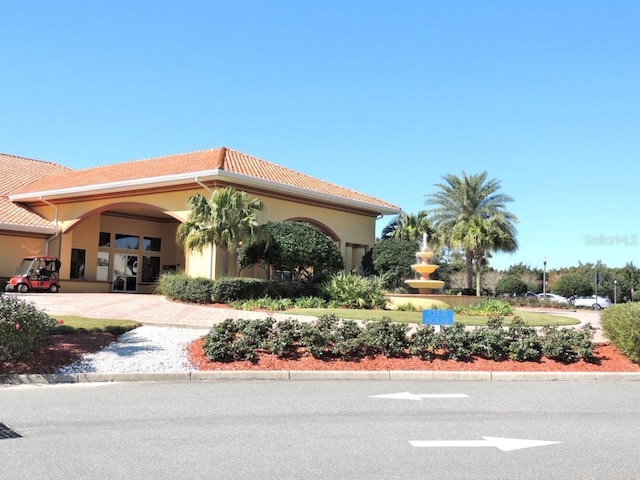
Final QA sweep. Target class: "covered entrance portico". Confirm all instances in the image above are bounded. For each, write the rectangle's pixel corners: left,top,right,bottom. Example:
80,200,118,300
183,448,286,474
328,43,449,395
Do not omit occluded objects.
55,202,185,293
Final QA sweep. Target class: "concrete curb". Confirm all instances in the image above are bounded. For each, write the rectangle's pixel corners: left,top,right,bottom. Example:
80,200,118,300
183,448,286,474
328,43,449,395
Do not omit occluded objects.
2,370,640,385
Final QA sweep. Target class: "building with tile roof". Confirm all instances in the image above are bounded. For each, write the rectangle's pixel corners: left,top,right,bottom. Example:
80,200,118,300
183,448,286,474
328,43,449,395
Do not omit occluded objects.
1,147,400,293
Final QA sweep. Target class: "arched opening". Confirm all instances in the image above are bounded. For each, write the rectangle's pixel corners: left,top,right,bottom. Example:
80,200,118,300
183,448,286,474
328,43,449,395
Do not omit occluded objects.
59,202,183,293
285,217,341,246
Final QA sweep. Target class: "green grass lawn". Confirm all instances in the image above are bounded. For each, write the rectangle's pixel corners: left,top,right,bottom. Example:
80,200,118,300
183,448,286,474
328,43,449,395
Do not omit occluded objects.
51,315,140,334
285,308,580,326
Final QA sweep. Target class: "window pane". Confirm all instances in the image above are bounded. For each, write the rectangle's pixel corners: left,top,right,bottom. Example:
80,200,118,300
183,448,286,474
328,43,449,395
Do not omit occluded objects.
99,232,111,247
70,249,86,280
143,237,162,251
115,233,139,250
97,252,109,281
142,256,161,283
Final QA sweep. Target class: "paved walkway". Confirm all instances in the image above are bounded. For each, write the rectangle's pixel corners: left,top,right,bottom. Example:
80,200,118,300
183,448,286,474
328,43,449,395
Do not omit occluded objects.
10,292,318,330
9,292,606,342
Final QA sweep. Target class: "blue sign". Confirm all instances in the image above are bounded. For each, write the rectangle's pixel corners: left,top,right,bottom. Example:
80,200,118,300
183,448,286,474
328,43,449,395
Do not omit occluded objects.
422,309,454,326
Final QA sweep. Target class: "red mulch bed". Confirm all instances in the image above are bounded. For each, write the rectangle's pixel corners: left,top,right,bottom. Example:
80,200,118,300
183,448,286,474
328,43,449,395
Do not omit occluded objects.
2,333,639,375
187,338,640,372
0,333,117,375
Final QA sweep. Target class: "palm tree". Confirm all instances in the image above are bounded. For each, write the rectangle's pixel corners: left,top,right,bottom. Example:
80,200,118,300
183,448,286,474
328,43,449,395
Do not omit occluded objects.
426,171,518,295
381,210,436,247
176,186,265,277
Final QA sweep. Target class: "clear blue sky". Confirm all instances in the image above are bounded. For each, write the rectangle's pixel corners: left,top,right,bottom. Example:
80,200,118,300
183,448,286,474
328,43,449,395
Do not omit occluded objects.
2,1,638,272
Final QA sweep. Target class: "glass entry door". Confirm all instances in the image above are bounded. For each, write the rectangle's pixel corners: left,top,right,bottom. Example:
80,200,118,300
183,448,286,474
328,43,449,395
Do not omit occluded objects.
112,254,138,292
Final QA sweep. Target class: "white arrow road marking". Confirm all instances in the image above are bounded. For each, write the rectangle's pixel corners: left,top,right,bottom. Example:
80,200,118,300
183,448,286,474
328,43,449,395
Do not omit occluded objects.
410,437,561,452
370,392,469,400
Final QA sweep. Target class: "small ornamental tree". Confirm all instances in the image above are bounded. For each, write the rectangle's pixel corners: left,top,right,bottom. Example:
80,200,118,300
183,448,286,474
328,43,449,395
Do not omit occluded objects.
238,221,344,281
368,238,416,291
494,275,528,296
552,273,593,298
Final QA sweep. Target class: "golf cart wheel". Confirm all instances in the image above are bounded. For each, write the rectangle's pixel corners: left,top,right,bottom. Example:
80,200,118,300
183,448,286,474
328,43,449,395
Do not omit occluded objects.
49,284,59,293
17,284,29,293
593,303,602,310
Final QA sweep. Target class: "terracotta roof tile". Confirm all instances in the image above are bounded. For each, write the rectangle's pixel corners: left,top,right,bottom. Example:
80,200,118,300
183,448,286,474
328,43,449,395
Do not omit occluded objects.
0,153,70,229
222,149,398,210
10,147,400,212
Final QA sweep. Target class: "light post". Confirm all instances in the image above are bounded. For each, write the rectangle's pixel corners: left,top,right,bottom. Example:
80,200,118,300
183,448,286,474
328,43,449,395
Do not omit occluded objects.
543,257,547,297
614,280,617,304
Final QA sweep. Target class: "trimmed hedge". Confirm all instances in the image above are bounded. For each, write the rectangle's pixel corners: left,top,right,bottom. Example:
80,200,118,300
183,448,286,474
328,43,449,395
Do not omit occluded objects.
158,273,213,304
202,315,596,364
157,273,321,304
601,303,640,363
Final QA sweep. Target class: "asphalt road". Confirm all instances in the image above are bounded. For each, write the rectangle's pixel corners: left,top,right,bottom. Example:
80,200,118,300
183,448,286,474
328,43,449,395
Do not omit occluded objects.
1,380,639,479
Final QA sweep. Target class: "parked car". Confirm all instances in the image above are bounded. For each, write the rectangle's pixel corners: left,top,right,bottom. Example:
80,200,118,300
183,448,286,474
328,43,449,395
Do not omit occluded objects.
536,293,569,304
569,295,611,310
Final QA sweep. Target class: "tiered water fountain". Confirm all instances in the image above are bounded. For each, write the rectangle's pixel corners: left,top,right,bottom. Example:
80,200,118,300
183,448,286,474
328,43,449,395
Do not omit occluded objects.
404,233,444,293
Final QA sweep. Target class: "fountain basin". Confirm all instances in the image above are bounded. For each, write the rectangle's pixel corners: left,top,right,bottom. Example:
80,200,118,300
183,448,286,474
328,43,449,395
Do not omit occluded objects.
411,264,439,275
405,279,445,291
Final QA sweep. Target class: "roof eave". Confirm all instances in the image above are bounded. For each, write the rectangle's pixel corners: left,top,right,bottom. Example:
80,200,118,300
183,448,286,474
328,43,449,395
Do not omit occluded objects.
9,169,401,216
215,171,401,215
0,223,59,235
8,170,219,202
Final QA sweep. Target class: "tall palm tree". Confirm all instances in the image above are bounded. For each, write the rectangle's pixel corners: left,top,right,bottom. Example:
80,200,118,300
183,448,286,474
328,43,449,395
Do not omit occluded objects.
381,210,436,248
426,171,518,295
176,186,265,277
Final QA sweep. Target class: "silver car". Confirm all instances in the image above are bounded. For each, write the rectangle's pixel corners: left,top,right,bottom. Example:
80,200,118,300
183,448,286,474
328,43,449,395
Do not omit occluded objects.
569,295,611,310
536,293,569,304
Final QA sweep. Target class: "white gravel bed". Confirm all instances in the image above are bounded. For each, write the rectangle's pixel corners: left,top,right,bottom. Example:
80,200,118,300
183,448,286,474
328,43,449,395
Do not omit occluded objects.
58,326,207,374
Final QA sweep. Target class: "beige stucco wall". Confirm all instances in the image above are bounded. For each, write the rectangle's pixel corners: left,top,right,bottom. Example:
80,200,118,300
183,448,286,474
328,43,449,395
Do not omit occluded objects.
18,184,379,288
0,234,48,278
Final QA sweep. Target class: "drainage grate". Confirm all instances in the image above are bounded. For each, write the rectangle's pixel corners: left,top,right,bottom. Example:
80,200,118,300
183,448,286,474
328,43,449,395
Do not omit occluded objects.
0,422,22,440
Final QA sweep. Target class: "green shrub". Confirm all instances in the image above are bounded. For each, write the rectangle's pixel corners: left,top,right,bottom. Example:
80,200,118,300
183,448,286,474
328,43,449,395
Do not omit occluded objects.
229,297,293,311
494,276,528,296
263,280,320,300
541,324,595,364
156,272,189,298
506,317,542,362
198,314,597,366
0,296,59,363
396,302,421,312
202,319,265,363
470,317,509,361
455,298,513,316
294,296,328,309
265,319,303,358
157,273,215,304
631,291,640,302
321,272,388,309
300,315,339,359
439,323,473,360
369,237,416,291
212,278,267,302
507,296,542,308
184,277,216,304
552,273,593,298
601,303,640,363
408,326,439,360
332,320,366,360
362,318,408,358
